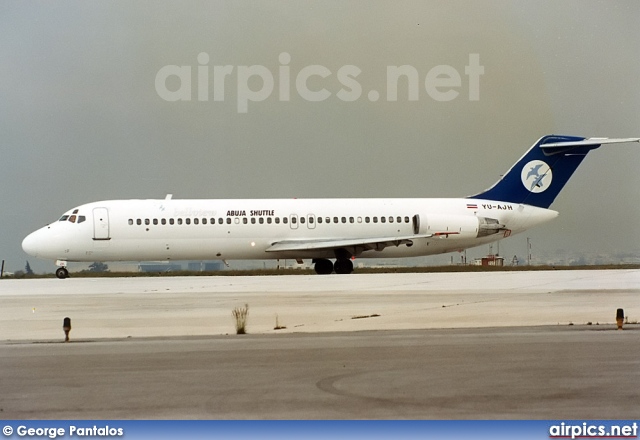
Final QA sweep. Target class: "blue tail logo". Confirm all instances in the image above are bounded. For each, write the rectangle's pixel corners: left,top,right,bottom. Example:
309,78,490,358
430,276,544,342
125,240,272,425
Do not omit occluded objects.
521,160,552,193
468,135,602,209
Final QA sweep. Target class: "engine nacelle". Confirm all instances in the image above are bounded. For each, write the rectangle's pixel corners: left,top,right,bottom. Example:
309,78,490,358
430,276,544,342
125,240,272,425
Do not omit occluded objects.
477,216,505,237
424,214,504,239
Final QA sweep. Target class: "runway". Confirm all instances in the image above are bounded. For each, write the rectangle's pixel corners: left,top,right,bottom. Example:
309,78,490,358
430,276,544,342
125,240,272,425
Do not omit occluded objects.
0,270,638,340
0,270,639,419
1,327,639,419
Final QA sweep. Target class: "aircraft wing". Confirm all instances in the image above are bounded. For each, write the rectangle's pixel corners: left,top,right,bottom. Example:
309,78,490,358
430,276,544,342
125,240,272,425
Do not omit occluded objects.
266,234,433,254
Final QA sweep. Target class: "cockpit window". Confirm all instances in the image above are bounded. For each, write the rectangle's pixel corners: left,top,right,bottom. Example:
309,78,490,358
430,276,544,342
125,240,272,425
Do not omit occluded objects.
59,210,83,223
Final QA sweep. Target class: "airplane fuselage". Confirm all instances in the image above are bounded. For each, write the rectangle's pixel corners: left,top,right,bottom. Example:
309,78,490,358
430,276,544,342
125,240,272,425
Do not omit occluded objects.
22,197,557,263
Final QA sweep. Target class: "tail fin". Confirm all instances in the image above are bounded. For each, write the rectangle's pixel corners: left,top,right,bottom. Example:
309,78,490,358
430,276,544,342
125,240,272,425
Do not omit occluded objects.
468,135,639,209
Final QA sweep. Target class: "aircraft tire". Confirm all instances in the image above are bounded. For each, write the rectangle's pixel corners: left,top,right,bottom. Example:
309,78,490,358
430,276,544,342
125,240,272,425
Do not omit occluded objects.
55,267,69,279
333,259,353,275
313,258,334,275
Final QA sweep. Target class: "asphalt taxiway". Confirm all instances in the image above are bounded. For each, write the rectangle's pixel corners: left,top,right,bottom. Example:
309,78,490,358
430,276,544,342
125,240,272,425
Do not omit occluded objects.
0,270,638,418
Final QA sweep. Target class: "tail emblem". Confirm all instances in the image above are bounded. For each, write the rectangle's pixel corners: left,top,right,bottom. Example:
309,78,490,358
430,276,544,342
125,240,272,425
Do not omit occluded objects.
521,160,552,193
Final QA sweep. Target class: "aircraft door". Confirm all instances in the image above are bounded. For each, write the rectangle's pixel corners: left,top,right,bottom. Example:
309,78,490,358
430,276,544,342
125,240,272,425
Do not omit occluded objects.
412,214,420,234
93,207,110,240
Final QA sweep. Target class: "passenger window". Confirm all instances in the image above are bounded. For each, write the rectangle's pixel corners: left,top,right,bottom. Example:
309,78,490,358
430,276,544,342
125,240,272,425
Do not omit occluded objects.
404,216,409,223
128,219,134,225
137,219,142,225
341,217,346,223
317,217,322,224
275,217,280,224
381,217,386,223
365,217,370,223
389,217,394,223
169,218,174,225
202,218,207,225
349,217,354,223
283,217,288,224
161,219,166,225
226,218,231,224
357,217,362,223
194,218,199,225
326,217,331,223
243,218,248,224
373,217,378,223
300,217,305,224
292,217,297,224
259,218,264,224
177,218,182,225
267,217,272,224
153,219,158,225
186,218,191,225
220,218,224,225
78,215,86,223
251,218,256,224
145,219,150,225
234,218,239,224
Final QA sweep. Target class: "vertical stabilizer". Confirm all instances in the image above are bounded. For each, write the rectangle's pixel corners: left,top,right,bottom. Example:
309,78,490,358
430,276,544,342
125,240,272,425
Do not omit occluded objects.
468,135,604,208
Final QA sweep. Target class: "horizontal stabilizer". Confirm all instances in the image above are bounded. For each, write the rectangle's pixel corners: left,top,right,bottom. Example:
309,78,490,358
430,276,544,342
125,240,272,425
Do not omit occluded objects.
541,137,640,153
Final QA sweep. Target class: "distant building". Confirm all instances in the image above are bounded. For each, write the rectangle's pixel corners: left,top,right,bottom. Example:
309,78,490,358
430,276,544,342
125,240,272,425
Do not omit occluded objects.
139,261,225,272
473,255,505,266
187,261,224,272
138,262,183,273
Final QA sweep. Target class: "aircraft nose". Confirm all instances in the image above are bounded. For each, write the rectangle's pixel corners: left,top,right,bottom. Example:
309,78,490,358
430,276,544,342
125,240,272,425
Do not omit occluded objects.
22,231,40,257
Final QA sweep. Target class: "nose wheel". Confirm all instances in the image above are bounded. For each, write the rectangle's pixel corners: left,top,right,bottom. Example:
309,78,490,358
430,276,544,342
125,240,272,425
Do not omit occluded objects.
55,267,69,279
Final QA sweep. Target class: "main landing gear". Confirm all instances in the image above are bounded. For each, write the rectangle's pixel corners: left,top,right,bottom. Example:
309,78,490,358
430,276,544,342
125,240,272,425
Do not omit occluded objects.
55,267,69,279
312,258,354,275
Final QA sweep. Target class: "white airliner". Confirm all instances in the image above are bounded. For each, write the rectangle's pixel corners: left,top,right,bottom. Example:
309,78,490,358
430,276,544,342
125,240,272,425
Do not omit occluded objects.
23,135,639,278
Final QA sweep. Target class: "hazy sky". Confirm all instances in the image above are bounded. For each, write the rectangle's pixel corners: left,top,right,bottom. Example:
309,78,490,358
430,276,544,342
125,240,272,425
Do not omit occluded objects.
1,1,639,273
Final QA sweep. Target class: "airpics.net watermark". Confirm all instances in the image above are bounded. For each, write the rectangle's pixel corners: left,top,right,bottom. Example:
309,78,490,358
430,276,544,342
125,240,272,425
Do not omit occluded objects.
155,52,484,113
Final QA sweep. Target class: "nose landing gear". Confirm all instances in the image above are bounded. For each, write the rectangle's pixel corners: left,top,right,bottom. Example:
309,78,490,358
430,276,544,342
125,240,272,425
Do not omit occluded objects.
55,265,69,279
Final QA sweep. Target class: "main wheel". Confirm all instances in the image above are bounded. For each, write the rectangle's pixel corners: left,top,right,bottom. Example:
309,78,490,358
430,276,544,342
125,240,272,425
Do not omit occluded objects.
55,267,69,279
333,259,353,275
313,258,334,275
